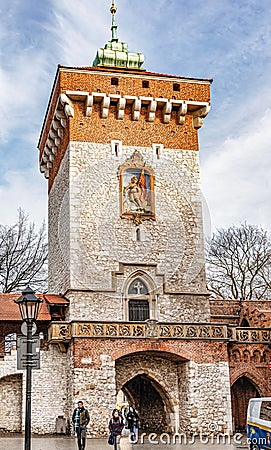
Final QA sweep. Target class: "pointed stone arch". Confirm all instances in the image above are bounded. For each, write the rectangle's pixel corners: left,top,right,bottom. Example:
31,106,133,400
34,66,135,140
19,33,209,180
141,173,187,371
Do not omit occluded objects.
231,375,260,432
115,350,186,433
121,373,176,433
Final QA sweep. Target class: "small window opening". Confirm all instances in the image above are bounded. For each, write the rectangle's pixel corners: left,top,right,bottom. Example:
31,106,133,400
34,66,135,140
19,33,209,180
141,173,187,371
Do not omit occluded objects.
111,77,119,86
111,140,122,156
136,228,141,241
142,80,149,88
152,143,163,159
154,145,161,159
173,83,180,92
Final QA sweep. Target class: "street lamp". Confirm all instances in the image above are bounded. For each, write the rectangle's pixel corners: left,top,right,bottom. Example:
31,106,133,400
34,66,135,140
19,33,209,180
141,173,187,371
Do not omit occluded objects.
15,286,42,450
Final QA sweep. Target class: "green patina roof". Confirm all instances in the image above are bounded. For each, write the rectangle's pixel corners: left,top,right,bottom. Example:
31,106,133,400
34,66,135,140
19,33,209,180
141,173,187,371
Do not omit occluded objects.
93,2,145,70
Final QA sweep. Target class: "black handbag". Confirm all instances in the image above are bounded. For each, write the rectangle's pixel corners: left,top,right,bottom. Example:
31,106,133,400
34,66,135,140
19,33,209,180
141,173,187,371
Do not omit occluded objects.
108,432,114,445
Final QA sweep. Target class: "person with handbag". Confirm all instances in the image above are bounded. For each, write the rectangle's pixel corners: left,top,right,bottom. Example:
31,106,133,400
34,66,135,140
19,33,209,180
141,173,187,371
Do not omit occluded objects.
108,409,124,449
72,401,90,450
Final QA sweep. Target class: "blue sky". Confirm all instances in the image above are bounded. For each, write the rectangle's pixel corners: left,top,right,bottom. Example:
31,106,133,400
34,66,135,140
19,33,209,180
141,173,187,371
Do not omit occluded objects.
0,0,270,232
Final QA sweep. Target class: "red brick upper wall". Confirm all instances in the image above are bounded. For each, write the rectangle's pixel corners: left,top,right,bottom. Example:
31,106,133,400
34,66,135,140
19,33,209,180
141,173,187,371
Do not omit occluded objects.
58,66,211,103
38,66,212,190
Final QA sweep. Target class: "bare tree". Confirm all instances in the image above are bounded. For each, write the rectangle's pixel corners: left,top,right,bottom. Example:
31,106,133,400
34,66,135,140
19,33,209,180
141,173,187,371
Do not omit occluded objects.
206,223,271,300
0,209,48,293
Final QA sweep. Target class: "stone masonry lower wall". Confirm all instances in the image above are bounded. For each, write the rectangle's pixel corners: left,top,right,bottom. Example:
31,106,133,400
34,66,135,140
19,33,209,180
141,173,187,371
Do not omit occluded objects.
179,361,232,434
0,372,22,432
0,338,232,436
48,142,208,313
0,346,70,434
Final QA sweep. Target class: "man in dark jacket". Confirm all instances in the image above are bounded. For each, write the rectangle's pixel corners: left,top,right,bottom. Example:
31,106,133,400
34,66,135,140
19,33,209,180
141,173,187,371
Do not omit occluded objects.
72,401,90,450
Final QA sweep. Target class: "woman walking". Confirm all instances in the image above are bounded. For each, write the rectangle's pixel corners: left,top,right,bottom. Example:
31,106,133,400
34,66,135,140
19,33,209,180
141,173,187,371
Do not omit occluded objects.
109,409,124,450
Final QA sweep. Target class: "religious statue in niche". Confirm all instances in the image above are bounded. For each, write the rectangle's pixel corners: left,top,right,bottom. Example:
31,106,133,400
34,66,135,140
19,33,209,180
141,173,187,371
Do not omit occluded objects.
120,167,155,218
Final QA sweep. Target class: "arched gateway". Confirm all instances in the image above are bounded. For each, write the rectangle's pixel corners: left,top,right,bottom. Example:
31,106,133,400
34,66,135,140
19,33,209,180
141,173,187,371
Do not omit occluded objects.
115,351,187,433
231,376,260,432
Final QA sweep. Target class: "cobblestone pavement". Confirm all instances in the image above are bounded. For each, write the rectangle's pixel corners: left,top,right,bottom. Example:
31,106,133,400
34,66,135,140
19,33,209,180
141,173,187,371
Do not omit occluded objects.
0,435,249,450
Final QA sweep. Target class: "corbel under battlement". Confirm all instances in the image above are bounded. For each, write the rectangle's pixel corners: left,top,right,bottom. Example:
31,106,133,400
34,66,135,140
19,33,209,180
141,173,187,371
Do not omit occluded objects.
39,90,210,178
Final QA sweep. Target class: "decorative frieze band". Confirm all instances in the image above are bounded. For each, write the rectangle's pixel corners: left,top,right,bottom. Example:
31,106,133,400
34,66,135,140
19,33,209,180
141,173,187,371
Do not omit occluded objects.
40,90,210,178
48,321,232,343
48,322,271,347
228,327,271,343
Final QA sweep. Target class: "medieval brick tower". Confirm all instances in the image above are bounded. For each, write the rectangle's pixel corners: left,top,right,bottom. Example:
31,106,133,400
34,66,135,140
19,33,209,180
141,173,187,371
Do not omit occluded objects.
38,2,233,436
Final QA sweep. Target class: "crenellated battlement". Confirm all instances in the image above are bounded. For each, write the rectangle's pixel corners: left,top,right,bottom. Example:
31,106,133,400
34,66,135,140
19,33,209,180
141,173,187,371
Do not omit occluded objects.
39,89,210,178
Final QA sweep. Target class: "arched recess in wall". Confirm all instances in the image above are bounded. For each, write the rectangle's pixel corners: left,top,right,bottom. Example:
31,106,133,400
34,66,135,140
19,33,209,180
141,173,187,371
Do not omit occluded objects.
122,271,157,321
231,375,260,432
240,318,250,327
0,374,23,432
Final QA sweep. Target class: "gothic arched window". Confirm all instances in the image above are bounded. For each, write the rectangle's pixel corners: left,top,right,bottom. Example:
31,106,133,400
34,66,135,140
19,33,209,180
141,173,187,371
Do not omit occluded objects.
127,278,150,322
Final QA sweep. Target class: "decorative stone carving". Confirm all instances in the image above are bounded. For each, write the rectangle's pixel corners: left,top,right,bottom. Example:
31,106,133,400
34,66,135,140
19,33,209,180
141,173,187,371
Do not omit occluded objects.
47,322,259,342
119,150,145,169
192,104,211,129
146,319,159,338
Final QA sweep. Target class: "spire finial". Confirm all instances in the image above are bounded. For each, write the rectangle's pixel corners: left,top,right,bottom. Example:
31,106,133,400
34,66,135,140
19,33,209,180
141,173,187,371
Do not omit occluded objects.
92,1,145,70
110,1,118,42
110,1,117,16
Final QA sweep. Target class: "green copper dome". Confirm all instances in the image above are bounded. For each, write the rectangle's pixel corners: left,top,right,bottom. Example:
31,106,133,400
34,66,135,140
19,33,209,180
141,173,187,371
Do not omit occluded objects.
93,2,145,70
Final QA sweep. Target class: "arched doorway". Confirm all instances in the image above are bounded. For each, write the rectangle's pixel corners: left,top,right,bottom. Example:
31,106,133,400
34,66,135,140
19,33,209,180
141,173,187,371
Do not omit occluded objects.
231,376,260,431
122,374,170,433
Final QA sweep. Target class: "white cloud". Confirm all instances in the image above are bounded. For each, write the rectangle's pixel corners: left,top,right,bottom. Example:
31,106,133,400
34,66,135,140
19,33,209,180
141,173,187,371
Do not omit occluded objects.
49,0,111,66
201,108,271,231
0,56,50,143
0,169,47,227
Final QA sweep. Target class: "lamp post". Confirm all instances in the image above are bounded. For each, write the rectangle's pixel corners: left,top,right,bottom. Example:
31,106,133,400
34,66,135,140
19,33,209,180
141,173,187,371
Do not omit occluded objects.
15,287,42,450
